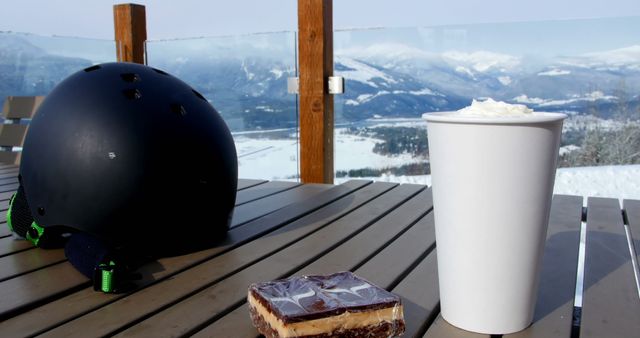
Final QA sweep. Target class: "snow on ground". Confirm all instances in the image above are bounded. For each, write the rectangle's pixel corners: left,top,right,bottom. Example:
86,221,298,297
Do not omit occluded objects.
537,69,571,76
335,165,640,204
513,91,617,107
554,165,640,202
236,130,639,202
334,56,398,88
334,130,422,172
352,117,429,129
563,114,637,132
235,117,639,203
234,136,299,180
497,76,512,85
574,45,640,68
442,50,520,72
234,127,424,180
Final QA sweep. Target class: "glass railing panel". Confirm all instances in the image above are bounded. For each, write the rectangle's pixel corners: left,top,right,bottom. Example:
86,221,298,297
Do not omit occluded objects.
146,32,299,180
334,17,640,182
0,32,116,109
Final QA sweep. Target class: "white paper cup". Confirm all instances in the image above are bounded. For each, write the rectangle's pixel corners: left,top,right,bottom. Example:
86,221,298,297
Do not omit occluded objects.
423,112,566,334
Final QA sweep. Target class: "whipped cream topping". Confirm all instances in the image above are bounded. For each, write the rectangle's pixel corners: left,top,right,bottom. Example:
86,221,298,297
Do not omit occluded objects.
457,98,533,117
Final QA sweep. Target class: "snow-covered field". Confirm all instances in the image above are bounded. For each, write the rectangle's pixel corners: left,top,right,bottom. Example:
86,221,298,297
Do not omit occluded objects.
334,165,640,203
235,136,299,180
234,117,639,202
234,126,423,180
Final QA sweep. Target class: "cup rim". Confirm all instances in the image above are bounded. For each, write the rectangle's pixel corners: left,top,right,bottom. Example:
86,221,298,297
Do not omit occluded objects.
422,111,567,124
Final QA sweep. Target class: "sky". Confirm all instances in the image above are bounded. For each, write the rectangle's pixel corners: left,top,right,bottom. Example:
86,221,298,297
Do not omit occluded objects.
0,0,639,40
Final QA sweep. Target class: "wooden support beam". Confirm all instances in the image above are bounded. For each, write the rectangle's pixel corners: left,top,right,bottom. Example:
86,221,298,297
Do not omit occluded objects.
113,3,147,64
298,0,334,184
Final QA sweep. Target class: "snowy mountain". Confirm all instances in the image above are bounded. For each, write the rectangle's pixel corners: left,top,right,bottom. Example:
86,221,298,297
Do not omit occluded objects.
2,32,639,131
0,34,93,102
560,45,640,71
150,56,298,131
334,56,468,121
333,44,640,119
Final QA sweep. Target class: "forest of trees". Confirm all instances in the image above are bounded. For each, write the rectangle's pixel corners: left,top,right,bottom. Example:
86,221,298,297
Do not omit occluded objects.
559,92,640,167
341,94,640,178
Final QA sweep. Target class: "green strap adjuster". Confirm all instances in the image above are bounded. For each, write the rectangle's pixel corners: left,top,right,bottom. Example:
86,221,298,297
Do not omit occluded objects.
94,261,117,293
7,191,46,246
26,222,45,246
6,193,15,233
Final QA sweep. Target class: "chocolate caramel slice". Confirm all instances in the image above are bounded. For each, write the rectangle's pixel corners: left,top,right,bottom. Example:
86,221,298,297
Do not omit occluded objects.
248,271,405,338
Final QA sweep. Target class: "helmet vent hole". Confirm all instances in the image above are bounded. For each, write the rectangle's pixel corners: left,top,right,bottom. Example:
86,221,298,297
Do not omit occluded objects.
120,73,140,82
152,68,169,76
84,65,101,72
192,89,206,101
122,89,142,100
37,207,45,216
170,103,186,116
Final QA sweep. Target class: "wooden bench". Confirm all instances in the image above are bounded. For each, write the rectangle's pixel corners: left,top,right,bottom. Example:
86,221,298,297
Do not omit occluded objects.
0,174,638,337
0,96,45,164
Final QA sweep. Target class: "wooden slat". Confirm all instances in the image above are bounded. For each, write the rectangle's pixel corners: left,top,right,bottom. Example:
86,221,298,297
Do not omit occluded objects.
0,170,19,180
624,199,640,273
299,186,431,277
0,182,18,193
0,182,338,322
0,224,11,238
581,197,640,338
0,200,11,211
352,210,433,289
113,4,147,64
7,188,627,338
0,181,370,336
1,208,10,238
36,181,395,337
0,190,16,201
231,183,329,227
0,183,318,269
0,176,19,185
235,180,299,205
0,167,20,175
424,317,487,338
298,0,334,184
392,251,440,338
196,185,432,337
0,237,33,257
1,96,44,119
0,163,19,170
0,124,29,147
237,178,267,191
0,179,333,289
507,195,583,338
106,184,426,338
0,182,304,258
0,151,21,165
0,263,89,320
0,248,66,282
352,210,438,336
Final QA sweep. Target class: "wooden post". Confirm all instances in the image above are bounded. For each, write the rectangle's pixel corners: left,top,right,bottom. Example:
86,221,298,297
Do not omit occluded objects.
298,0,334,184
113,3,147,64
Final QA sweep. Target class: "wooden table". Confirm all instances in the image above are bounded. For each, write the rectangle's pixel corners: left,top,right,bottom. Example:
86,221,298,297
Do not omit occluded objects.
0,163,638,337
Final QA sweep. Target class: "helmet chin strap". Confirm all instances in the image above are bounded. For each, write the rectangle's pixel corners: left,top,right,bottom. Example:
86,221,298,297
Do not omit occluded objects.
7,185,144,293
65,232,146,293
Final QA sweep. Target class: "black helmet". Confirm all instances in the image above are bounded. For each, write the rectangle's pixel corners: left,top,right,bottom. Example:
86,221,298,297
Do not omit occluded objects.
8,62,237,258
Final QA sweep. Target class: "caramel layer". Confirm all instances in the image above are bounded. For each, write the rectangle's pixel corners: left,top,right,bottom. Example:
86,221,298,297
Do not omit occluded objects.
247,292,403,338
